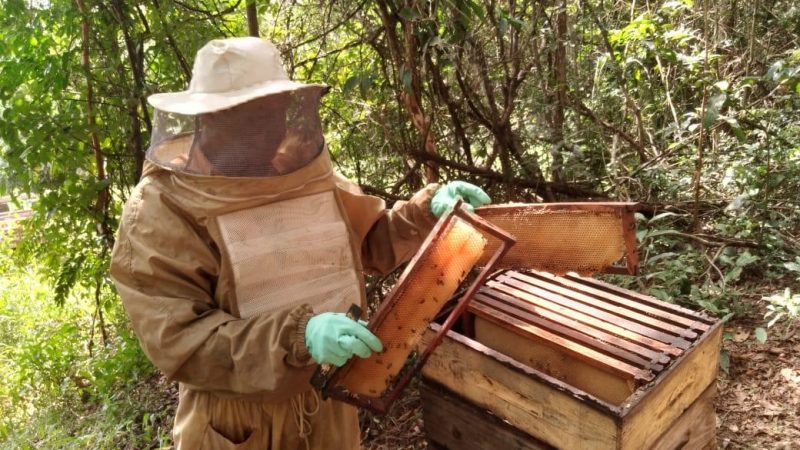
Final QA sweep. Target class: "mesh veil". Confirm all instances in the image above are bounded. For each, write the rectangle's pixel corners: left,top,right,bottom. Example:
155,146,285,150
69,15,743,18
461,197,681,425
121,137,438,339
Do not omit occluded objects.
146,86,326,177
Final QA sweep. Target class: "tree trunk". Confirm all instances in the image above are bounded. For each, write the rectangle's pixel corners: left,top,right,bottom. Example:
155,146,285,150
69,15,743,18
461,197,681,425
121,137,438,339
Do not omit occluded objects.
75,0,114,249
246,1,259,37
551,0,568,184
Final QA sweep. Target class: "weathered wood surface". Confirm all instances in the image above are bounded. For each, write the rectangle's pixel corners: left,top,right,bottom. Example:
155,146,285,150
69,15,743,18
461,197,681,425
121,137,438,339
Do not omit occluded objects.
474,292,665,370
474,287,675,360
481,279,685,356
562,273,716,326
474,316,635,405
421,271,722,450
650,383,717,450
492,273,691,348
420,381,553,450
421,374,717,450
506,271,697,338
619,323,722,450
472,300,653,381
539,271,713,332
420,326,620,449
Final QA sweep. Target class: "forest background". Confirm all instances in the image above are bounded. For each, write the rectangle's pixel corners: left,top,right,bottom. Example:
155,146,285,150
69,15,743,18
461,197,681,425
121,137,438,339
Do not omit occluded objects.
0,0,798,448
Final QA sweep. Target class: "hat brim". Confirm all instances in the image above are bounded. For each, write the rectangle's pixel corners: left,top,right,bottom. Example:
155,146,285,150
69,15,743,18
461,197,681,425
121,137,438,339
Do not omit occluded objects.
148,79,328,115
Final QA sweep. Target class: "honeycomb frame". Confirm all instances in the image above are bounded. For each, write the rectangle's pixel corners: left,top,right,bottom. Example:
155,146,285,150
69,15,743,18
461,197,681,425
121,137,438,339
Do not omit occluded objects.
311,200,515,414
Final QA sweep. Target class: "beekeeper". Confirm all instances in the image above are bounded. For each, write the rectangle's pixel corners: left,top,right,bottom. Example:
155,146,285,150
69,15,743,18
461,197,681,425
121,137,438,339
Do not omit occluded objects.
110,37,490,449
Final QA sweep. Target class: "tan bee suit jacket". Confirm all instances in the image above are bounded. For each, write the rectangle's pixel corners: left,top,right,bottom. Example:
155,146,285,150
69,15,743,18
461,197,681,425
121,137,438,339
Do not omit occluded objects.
110,151,437,449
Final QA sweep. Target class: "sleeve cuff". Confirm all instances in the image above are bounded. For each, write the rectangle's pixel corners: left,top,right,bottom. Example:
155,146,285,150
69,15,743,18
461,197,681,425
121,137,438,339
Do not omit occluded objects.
416,182,440,225
287,305,315,367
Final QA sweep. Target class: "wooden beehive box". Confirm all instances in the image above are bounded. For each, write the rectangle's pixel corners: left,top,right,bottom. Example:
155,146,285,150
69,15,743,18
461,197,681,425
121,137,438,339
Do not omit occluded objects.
420,269,721,450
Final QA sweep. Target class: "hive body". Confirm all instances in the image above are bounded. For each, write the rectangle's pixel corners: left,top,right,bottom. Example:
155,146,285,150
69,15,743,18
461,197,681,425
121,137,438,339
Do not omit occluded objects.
421,270,721,450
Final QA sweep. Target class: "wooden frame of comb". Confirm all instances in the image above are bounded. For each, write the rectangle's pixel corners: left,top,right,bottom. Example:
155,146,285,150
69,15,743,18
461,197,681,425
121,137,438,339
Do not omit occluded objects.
310,200,516,414
474,202,640,275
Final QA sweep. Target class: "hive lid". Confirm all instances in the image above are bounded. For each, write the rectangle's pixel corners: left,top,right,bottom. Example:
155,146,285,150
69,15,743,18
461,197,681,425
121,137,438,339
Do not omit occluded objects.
469,269,717,385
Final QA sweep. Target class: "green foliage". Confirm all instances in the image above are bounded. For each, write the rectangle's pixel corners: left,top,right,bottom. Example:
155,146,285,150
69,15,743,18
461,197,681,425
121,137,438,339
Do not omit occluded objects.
754,327,768,344
785,258,800,276
752,275,800,343
0,0,798,445
763,288,800,332
0,241,169,449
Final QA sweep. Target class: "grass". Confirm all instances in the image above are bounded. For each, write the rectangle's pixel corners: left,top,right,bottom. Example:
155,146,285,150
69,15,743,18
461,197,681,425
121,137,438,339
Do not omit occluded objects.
0,240,174,449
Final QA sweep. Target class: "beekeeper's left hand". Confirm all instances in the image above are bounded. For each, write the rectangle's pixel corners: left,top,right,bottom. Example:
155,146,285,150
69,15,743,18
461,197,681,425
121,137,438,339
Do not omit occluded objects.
430,181,491,218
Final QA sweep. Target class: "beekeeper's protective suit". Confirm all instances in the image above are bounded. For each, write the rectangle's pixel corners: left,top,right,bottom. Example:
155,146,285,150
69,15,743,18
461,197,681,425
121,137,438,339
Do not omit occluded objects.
110,37,489,450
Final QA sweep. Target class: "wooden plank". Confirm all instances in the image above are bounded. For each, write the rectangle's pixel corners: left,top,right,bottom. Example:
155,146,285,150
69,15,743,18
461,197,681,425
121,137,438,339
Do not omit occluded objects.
420,381,554,450
528,271,711,332
475,288,679,364
471,300,656,380
485,281,686,355
563,273,716,325
494,276,691,348
474,316,636,405
477,202,638,212
619,323,722,450
505,272,697,339
650,384,717,450
474,294,664,370
421,326,621,449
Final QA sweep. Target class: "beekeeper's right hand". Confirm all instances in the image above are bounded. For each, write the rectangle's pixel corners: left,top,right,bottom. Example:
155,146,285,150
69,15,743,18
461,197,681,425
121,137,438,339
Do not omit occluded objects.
304,312,383,367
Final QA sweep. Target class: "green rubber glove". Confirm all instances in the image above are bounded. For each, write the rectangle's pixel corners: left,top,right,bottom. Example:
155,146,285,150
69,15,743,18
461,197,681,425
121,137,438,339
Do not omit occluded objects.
304,312,383,367
431,181,492,218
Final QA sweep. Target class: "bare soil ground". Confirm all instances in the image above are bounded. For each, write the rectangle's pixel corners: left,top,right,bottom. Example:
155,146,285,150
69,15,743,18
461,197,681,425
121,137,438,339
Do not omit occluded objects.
361,380,428,450
716,319,800,448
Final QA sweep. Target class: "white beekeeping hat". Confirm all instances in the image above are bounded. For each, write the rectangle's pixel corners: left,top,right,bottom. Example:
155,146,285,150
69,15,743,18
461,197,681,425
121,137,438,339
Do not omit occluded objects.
148,37,327,115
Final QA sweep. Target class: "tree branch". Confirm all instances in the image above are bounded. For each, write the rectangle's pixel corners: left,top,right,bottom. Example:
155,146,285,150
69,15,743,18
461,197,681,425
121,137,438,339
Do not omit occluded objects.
289,0,369,50
75,0,114,249
584,1,648,160
650,230,761,249
408,149,603,199
375,0,439,183
151,0,192,80
246,0,259,37
568,95,648,157
173,0,242,19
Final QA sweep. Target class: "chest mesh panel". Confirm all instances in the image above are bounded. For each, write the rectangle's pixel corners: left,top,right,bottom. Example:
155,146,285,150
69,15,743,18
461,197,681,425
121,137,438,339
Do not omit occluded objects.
216,191,361,318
